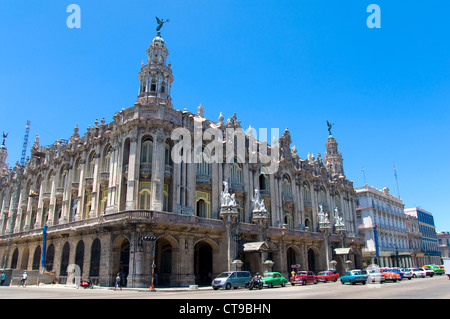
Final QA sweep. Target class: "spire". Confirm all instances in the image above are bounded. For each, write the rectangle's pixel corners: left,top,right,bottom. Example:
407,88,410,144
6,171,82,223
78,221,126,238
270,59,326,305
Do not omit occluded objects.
136,17,173,108
324,124,344,177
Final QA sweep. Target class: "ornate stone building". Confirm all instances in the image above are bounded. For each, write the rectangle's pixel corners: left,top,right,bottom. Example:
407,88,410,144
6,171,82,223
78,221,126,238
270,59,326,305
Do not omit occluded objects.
0,29,364,287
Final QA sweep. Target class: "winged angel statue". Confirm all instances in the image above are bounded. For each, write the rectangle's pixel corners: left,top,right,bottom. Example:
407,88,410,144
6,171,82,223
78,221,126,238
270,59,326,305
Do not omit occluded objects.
156,17,170,34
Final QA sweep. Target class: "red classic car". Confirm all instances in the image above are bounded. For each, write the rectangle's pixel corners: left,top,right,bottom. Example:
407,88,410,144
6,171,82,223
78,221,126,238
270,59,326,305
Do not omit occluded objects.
380,268,401,282
316,270,340,282
290,271,318,286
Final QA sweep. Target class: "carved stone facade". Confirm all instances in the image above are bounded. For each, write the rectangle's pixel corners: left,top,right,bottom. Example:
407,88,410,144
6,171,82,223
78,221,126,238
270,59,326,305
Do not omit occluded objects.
0,32,364,287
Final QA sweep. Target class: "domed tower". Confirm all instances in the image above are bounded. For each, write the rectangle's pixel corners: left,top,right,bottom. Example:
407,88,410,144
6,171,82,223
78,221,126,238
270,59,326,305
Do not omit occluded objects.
324,122,344,177
136,17,174,108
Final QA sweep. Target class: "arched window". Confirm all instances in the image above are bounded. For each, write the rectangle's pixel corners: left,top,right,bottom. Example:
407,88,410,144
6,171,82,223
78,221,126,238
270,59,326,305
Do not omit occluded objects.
164,141,171,166
284,210,294,229
196,199,207,218
196,146,211,176
196,191,211,218
46,170,54,193
139,182,151,210
303,181,311,204
282,174,291,196
73,158,81,183
334,191,342,211
87,152,96,178
259,168,269,191
151,80,156,92
84,194,92,219
319,186,327,206
305,215,311,229
230,158,242,184
103,145,112,173
161,81,166,94
59,166,67,188
141,138,153,164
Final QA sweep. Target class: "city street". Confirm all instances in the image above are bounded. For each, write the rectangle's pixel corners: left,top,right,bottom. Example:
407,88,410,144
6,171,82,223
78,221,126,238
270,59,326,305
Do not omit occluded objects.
0,274,448,299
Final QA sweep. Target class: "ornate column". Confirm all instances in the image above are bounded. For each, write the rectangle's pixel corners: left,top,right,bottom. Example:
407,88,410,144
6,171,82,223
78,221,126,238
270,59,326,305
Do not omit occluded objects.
126,135,138,210
151,132,166,211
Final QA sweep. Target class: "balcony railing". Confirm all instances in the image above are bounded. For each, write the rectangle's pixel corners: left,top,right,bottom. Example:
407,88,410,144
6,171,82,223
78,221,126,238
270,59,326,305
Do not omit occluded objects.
0,210,338,243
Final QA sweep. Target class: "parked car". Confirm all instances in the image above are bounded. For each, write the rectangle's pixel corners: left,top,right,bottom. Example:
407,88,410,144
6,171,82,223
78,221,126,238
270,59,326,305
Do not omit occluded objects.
390,268,405,280
408,268,426,278
340,269,368,285
420,267,434,277
316,270,340,283
290,271,318,286
423,265,444,275
380,268,401,282
364,269,386,283
212,271,252,290
262,272,288,288
400,268,413,280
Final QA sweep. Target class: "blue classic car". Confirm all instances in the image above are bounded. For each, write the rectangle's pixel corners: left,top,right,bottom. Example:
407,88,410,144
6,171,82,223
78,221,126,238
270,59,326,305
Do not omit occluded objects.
340,270,368,285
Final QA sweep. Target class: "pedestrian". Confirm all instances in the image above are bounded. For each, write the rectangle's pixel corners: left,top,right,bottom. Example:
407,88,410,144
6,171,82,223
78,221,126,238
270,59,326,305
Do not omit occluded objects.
20,271,27,287
114,272,122,291
0,272,5,285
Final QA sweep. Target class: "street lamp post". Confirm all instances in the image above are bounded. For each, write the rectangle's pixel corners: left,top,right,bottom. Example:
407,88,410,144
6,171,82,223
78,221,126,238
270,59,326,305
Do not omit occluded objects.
141,235,157,291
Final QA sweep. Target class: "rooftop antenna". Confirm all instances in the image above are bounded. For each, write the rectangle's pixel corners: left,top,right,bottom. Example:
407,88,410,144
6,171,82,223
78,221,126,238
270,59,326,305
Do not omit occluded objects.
393,164,400,199
361,167,366,185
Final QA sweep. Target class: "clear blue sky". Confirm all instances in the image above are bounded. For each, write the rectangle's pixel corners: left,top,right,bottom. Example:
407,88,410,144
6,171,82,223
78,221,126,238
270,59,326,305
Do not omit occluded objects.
1,1,449,231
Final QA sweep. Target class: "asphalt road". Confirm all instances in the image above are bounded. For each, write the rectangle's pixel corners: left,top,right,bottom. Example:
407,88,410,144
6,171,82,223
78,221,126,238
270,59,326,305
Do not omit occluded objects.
0,274,448,300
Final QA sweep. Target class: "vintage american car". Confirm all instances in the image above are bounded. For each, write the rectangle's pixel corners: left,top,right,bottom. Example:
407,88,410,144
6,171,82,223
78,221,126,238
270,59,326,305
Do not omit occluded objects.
262,272,288,288
379,268,401,282
290,271,318,286
423,265,444,275
363,269,386,283
399,268,413,280
408,267,426,278
340,270,368,285
316,270,340,282
420,267,435,277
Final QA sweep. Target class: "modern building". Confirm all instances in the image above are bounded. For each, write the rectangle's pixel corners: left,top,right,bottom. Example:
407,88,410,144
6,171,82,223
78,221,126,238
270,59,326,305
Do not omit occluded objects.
355,185,417,268
437,231,450,262
404,207,440,266
0,26,364,287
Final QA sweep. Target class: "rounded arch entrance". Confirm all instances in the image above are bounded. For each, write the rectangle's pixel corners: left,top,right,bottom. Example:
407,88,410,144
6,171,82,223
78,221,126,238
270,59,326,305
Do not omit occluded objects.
286,245,301,273
307,247,320,273
60,242,70,280
154,235,178,286
194,239,218,286
112,236,130,287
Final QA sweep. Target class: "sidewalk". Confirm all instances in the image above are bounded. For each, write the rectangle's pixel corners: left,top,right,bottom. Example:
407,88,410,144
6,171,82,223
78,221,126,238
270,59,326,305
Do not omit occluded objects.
32,283,213,292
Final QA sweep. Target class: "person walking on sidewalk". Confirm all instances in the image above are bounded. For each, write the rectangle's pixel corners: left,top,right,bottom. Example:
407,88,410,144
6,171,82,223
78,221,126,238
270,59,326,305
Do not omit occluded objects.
19,271,27,287
114,273,122,291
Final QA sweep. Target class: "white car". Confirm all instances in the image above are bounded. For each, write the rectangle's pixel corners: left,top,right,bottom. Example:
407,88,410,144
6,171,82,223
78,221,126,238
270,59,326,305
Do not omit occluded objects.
408,268,426,278
400,268,413,280
364,269,386,283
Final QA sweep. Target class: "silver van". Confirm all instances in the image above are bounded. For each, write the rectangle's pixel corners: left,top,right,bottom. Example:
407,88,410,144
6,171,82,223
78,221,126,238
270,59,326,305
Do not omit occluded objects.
212,271,252,290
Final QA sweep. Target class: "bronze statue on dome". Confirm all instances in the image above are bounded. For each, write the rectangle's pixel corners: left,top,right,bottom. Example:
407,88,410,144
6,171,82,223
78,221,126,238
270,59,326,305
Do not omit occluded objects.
156,17,170,35
326,121,334,136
